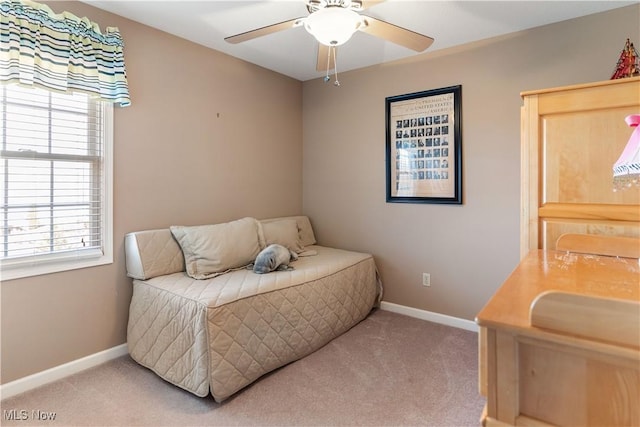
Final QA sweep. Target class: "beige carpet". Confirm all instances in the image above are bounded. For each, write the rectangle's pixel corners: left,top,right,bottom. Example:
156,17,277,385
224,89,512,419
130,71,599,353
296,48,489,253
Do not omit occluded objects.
1,309,485,426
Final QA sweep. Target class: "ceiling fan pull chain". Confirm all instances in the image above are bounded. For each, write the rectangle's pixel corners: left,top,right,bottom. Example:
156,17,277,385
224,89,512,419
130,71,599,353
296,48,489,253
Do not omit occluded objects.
322,45,340,87
333,46,340,87
324,45,331,83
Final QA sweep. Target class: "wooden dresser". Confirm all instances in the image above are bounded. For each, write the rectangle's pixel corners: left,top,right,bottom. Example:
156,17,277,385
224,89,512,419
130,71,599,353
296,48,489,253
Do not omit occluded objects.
478,78,640,426
477,250,640,426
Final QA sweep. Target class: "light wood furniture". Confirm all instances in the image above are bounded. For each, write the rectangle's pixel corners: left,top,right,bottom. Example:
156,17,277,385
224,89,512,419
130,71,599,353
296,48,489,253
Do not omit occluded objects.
480,78,640,426
556,233,640,258
476,250,640,427
520,77,640,258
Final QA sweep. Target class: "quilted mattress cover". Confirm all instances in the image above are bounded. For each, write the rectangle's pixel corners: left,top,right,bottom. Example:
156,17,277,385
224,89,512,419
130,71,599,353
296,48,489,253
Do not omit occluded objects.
127,245,380,402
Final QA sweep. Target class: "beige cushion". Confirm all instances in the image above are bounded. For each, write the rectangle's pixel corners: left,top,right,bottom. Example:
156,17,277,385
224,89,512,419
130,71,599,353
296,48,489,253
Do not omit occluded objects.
260,218,304,253
170,217,263,280
125,229,184,280
260,216,316,247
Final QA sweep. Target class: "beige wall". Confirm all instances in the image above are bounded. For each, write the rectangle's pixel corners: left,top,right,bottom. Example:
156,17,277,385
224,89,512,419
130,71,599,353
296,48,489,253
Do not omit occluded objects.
302,5,640,320
0,1,302,384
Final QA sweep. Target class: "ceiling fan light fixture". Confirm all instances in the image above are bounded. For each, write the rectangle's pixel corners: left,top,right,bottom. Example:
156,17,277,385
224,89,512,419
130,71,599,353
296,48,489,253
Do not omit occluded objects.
304,7,363,46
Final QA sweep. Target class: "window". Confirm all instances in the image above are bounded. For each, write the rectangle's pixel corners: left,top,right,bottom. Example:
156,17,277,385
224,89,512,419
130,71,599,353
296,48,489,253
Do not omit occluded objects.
0,85,113,281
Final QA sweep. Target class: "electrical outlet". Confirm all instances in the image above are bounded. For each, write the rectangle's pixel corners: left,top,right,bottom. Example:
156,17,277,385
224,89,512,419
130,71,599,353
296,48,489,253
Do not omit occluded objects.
422,273,431,287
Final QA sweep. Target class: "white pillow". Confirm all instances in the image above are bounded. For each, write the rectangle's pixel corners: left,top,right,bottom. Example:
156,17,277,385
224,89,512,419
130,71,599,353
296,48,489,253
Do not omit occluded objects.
170,217,263,279
260,218,304,253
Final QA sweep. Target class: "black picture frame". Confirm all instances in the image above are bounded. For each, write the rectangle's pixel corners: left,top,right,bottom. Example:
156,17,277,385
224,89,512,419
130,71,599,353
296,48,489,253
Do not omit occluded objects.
385,85,462,204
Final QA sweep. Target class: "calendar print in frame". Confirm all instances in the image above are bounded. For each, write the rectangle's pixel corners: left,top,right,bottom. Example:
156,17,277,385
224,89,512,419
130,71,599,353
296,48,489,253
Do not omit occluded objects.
385,85,462,204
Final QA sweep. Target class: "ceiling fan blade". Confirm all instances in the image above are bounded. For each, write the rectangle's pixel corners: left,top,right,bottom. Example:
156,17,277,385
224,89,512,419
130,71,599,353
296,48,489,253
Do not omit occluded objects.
360,16,434,52
358,1,386,11
225,18,303,44
316,43,336,71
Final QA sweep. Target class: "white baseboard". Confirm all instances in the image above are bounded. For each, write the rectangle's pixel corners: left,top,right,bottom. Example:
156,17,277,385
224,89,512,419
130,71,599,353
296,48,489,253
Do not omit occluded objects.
380,301,478,332
1,344,128,400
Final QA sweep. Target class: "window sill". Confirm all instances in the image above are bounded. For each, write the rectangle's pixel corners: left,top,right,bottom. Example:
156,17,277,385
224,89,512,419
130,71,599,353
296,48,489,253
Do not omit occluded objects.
0,251,113,281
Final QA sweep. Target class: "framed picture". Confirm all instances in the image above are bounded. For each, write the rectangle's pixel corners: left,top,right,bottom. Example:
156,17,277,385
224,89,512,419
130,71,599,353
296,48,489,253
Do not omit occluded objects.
385,85,462,204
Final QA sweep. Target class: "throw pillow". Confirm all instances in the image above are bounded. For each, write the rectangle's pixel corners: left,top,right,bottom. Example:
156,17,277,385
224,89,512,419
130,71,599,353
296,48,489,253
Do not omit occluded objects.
170,217,263,279
260,218,304,253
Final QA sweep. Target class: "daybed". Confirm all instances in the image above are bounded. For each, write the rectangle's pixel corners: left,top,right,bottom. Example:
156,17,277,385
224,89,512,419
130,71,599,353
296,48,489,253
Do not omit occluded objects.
124,215,382,402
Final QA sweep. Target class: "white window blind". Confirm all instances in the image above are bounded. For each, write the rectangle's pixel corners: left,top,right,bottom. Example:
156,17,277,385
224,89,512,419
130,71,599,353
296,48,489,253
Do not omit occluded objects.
0,85,113,280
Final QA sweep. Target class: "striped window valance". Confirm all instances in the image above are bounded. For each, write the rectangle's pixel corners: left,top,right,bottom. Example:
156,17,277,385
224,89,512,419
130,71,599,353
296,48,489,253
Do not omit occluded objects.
0,0,130,106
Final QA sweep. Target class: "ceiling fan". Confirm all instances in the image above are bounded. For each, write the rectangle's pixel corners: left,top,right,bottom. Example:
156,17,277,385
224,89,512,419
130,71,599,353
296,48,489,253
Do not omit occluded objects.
224,0,434,73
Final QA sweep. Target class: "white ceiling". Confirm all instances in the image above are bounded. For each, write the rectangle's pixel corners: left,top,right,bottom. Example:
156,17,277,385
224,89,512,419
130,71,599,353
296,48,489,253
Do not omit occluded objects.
79,0,636,81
